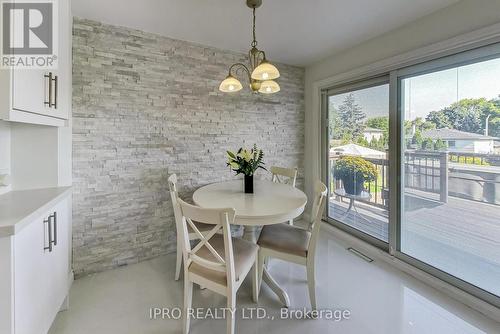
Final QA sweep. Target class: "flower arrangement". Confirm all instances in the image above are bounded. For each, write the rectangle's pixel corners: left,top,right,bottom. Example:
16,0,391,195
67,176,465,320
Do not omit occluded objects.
226,144,266,176
333,156,377,195
226,144,266,193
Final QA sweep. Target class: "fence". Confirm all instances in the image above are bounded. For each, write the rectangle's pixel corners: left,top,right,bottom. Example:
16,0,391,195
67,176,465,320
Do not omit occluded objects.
330,155,389,209
448,152,500,166
330,150,500,211
404,151,449,203
330,151,449,210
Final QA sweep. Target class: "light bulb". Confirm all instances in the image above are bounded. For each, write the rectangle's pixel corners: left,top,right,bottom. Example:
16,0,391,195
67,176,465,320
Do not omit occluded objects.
266,86,271,92
262,72,269,79
229,85,234,91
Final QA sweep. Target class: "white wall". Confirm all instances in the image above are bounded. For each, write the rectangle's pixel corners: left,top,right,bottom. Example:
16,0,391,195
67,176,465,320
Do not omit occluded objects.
304,0,500,201
0,121,11,194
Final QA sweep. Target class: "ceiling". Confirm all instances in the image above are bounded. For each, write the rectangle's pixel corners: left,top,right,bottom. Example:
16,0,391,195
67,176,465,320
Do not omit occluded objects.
72,0,460,66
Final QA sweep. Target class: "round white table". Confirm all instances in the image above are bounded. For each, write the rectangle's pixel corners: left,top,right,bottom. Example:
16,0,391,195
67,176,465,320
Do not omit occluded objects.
193,179,307,307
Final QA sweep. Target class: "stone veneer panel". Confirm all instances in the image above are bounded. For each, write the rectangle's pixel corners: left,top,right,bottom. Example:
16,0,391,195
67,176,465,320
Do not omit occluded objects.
72,18,305,277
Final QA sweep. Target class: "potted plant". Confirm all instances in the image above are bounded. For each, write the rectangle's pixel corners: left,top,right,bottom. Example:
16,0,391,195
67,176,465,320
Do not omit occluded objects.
333,156,377,195
226,144,266,193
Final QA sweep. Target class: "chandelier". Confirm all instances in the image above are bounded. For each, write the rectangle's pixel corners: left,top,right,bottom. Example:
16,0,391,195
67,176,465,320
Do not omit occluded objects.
219,0,280,94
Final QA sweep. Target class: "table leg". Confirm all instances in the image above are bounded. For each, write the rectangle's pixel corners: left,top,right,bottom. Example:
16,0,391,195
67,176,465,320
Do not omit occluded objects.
242,226,291,308
341,198,355,219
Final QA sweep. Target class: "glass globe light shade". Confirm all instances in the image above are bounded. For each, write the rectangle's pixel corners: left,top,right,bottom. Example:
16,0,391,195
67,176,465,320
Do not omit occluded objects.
219,75,243,92
258,80,280,94
251,60,280,81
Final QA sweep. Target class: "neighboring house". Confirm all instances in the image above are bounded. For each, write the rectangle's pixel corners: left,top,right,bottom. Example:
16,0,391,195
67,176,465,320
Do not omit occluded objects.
422,128,497,154
495,141,500,155
363,127,384,142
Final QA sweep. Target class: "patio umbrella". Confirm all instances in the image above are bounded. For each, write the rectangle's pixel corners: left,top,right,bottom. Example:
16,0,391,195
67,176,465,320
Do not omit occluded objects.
330,143,386,159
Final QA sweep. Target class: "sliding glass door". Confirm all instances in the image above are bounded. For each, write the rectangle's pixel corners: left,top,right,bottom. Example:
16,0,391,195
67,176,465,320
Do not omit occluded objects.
395,45,500,305
323,42,500,307
326,78,390,245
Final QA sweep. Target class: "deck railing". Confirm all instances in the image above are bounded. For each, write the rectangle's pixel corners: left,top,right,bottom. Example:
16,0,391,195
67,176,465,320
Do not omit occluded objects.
330,155,389,209
330,149,500,210
330,150,450,210
404,151,449,203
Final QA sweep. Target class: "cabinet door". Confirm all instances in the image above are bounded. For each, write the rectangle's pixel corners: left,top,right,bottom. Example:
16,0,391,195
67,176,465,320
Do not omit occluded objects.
51,0,70,119
11,0,69,120
45,198,70,322
14,215,53,334
11,69,52,117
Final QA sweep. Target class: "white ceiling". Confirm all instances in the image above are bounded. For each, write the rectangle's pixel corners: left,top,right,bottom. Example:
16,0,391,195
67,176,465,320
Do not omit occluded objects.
72,0,460,66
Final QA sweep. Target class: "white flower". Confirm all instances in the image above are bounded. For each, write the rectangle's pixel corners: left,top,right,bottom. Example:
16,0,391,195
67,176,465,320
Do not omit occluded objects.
238,149,253,162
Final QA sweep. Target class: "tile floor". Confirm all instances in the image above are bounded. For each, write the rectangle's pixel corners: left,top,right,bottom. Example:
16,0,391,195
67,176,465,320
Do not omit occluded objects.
49,226,499,334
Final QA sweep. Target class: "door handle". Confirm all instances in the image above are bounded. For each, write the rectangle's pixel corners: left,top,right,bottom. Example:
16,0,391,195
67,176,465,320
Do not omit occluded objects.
43,217,53,252
44,72,53,107
52,75,58,109
49,212,57,247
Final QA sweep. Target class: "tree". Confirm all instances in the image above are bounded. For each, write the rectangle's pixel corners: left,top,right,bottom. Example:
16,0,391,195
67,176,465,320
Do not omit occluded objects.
434,139,447,151
426,111,452,129
328,104,341,140
366,116,389,132
412,131,423,148
421,138,433,150
337,93,366,140
426,98,500,136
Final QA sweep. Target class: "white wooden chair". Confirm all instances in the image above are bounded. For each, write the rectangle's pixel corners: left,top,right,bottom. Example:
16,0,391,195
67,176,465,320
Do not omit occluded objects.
271,166,298,187
257,181,327,310
176,197,259,334
168,174,213,280
271,166,298,225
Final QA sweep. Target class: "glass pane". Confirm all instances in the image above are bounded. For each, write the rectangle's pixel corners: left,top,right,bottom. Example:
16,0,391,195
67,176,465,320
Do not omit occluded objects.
400,56,500,297
328,83,389,242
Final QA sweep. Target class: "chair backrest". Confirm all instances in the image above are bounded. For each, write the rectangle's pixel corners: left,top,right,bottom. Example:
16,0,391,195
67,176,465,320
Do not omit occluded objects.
168,174,183,232
271,166,298,187
176,197,237,284
308,181,328,257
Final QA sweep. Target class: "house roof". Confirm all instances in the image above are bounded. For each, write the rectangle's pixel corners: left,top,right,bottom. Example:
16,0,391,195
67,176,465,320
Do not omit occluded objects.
422,128,497,141
364,127,384,133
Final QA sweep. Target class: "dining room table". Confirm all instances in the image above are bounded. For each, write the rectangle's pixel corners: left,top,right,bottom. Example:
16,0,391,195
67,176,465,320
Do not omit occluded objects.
193,178,308,307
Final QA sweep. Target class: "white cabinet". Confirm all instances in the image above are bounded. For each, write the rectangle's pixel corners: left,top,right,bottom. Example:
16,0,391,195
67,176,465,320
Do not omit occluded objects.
0,0,71,127
0,195,71,334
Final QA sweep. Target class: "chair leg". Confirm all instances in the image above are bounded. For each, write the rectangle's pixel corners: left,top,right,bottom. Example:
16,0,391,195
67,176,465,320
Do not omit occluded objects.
227,290,236,334
183,279,193,334
257,252,265,297
306,259,316,311
252,260,258,303
175,241,182,281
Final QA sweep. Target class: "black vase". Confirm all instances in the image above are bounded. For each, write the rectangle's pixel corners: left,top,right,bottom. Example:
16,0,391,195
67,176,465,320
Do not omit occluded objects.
244,174,254,194
342,176,364,195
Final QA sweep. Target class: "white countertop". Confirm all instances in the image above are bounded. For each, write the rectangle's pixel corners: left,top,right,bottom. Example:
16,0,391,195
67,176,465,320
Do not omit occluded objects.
0,187,72,237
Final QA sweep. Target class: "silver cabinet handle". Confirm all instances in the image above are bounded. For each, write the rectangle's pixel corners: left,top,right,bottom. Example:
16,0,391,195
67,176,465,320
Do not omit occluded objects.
44,72,53,107
52,75,58,109
43,217,53,252
50,212,57,246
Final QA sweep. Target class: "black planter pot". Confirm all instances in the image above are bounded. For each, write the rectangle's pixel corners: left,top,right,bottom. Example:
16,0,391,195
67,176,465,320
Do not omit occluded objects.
244,174,254,194
342,176,365,195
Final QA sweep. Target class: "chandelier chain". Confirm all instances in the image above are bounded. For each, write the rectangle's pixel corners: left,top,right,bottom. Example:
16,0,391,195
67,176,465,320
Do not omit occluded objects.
251,7,257,48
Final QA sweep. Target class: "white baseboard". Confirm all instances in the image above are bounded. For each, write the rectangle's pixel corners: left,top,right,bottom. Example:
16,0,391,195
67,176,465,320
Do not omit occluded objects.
321,222,500,321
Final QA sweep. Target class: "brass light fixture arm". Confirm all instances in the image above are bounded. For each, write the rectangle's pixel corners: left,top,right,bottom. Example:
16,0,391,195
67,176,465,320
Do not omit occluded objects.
228,62,252,82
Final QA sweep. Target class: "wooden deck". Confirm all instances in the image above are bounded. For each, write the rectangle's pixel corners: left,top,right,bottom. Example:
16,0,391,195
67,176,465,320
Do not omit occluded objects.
329,191,500,296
